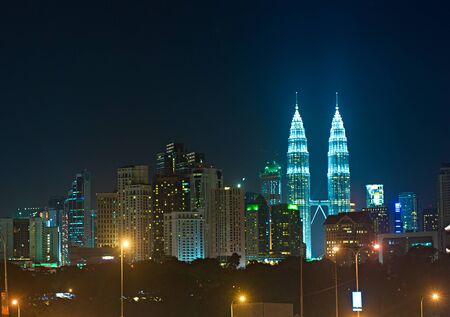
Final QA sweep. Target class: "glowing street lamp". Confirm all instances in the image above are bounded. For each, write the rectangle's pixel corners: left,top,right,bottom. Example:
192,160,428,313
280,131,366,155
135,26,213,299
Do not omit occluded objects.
11,299,20,317
421,292,440,317
231,294,247,317
120,240,130,317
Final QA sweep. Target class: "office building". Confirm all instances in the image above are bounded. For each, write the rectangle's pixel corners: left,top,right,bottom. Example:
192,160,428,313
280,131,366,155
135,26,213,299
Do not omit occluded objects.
156,142,205,176
64,170,92,247
438,163,450,230
363,207,389,234
163,211,205,262
244,193,270,260
260,161,282,206
394,202,403,233
324,211,375,264
96,192,119,248
152,174,190,257
398,192,418,232
422,207,439,232
286,94,311,259
271,204,303,258
14,207,42,219
366,184,384,207
117,165,152,262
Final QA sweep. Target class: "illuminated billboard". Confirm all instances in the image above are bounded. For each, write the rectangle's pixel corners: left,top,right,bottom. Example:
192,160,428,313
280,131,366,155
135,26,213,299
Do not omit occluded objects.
352,291,363,312
366,184,384,207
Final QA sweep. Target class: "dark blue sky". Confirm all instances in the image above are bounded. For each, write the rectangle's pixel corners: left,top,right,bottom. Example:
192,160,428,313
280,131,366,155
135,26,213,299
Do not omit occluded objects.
1,1,449,215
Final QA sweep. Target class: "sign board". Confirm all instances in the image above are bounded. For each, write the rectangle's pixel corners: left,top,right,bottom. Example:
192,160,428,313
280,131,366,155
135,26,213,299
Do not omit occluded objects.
352,291,362,312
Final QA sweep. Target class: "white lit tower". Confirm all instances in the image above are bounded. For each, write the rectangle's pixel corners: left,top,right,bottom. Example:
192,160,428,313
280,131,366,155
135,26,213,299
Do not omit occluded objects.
327,93,351,215
287,92,311,259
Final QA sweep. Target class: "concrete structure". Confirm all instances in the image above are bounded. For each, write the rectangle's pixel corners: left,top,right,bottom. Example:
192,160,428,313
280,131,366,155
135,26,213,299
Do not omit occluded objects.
377,231,440,264
324,211,375,264
13,219,30,259
96,192,119,248
117,165,152,262
271,204,303,258
163,211,205,262
362,207,389,234
231,303,293,317
398,192,418,232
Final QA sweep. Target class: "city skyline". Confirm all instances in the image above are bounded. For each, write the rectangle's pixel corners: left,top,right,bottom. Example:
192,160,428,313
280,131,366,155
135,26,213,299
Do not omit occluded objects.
2,2,450,215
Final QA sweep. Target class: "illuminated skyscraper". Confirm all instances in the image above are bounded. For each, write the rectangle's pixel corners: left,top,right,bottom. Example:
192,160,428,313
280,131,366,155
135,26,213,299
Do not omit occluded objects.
286,93,311,259
438,163,450,231
260,161,282,206
398,192,418,232
327,93,351,215
366,184,384,207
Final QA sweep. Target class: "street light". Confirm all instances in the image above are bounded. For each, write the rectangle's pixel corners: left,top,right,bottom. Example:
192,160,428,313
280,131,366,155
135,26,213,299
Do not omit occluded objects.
11,299,20,317
332,246,340,317
231,294,247,317
333,243,380,317
120,240,130,317
420,292,440,317
0,232,9,315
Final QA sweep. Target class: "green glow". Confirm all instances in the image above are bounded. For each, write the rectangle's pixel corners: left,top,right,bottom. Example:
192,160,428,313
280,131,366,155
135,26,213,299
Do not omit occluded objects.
246,204,259,211
288,204,298,210
32,262,59,268
263,161,282,174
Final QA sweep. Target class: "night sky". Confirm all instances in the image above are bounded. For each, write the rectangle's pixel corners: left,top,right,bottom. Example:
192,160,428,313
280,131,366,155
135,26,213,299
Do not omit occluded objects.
1,1,450,217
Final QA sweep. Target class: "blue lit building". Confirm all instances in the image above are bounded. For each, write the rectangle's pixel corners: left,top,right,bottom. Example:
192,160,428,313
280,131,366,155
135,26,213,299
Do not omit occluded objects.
394,202,403,233
398,192,418,232
286,93,311,259
327,93,351,215
64,170,92,248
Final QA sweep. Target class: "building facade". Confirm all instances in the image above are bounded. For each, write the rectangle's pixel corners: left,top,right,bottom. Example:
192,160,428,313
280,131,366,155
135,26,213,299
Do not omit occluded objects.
260,161,282,206
398,192,418,232
64,170,92,248
244,193,270,260
422,207,439,232
324,211,375,264
271,204,303,258
117,166,152,262
366,184,384,207
363,207,389,234
438,163,450,231
96,192,119,248
13,219,30,259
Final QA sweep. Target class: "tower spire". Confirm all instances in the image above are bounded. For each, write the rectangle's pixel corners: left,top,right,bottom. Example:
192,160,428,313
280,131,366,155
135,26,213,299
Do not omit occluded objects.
295,91,299,111
335,92,339,110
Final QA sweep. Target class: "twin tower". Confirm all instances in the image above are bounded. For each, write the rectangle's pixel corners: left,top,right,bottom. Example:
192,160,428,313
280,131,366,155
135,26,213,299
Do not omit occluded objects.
287,92,350,259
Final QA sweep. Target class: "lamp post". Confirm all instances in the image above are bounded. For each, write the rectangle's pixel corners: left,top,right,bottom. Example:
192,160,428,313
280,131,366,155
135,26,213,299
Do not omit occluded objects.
300,252,304,317
0,232,9,317
420,293,439,317
11,299,19,317
333,243,380,317
230,295,247,317
120,240,130,317
332,246,340,317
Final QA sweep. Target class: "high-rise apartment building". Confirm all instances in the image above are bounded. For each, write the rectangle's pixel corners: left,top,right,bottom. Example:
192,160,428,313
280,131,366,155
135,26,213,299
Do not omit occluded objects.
271,204,303,258
117,165,152,262
64,170,92,247
286,94,311,259
96,192,119,248
324,211,375,264
152,175,190,257
29,217,61,264
398,192,418,232
244,193,270,260
13,219,30,259
328,93,351,216
212,187,245,265
260,161,282,206
156,143,205,176
0,218,14,260
163,211,205,262
438,163,450,231
422,207,439,232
